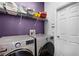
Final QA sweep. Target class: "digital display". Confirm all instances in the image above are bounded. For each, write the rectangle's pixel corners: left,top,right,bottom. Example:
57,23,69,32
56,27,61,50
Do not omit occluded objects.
26,40,34,45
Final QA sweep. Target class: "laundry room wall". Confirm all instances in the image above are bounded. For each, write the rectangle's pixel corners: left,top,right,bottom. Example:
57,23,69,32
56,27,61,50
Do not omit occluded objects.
44,2,56,36
0,2,44,37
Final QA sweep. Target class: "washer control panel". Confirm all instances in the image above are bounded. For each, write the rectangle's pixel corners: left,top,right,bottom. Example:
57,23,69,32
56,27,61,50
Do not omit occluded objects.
15,38,34,48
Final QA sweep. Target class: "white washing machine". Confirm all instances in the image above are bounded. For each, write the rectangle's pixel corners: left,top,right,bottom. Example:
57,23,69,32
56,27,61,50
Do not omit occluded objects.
34,34,54,56
0,35,35,56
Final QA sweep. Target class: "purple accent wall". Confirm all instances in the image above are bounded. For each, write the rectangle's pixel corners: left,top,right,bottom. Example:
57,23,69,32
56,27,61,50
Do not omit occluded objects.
0,2,44,37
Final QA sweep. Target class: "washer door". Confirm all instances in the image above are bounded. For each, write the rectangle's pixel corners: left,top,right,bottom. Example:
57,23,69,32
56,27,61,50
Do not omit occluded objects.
39,42,54,56
6,48,33,56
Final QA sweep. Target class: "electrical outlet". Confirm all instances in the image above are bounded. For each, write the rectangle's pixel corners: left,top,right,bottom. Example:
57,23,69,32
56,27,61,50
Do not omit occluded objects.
29,29,36,36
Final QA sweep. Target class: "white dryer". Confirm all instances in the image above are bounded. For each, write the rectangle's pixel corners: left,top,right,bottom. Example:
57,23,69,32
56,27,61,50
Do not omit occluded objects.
34,34,54,56
0,35,35,56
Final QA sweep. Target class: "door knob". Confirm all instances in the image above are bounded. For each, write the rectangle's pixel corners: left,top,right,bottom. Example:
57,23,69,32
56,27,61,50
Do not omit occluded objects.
57,36,60,38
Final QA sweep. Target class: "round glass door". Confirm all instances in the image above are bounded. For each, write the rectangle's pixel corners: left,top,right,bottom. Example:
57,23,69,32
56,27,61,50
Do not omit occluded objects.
6,48,33,56
39,42,54,56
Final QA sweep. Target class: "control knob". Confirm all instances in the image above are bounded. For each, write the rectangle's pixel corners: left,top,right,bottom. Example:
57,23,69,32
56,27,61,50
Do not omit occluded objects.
15,42,21,48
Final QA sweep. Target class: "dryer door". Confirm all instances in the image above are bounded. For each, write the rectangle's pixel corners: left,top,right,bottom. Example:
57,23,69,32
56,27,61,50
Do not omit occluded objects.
6,48,33,56
39,42,54,56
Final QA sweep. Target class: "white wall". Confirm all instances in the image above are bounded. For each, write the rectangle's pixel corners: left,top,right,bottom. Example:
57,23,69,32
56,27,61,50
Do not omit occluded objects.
44,2,56,36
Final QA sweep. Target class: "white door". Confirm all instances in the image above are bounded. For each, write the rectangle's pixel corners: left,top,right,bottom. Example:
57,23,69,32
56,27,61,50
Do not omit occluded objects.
55,2,79,56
